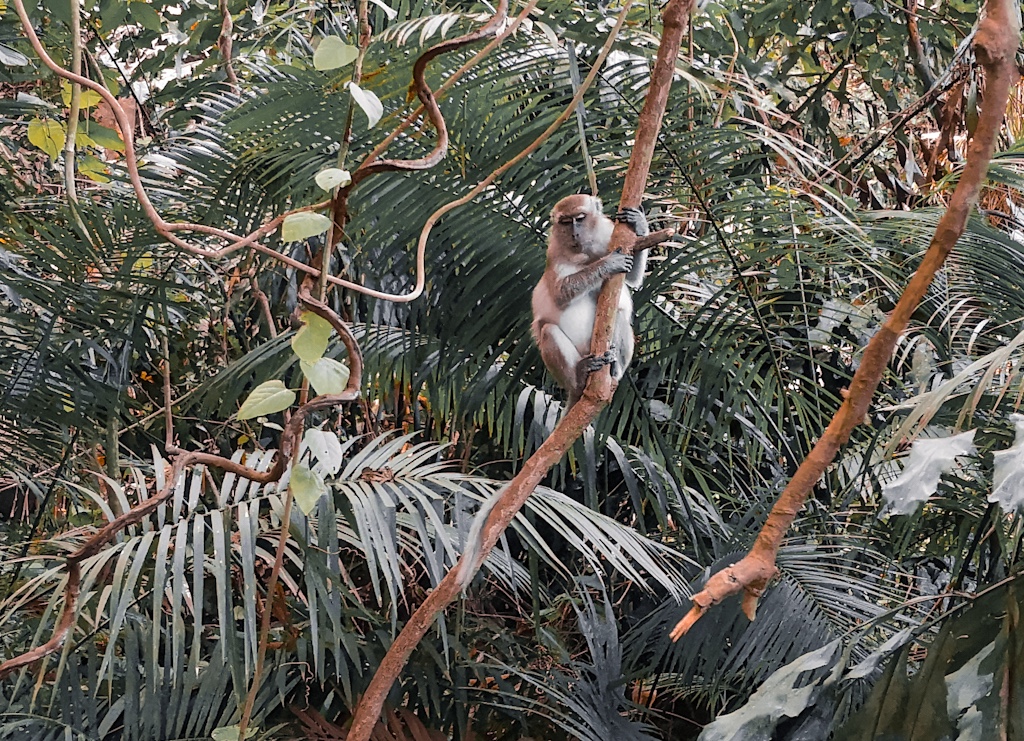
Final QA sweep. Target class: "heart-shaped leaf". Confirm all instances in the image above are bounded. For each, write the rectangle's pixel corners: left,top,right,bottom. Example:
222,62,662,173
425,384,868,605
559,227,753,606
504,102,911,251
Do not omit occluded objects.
852,0,874,18
291,311,333,363
991,414,1024,512
302,428,344,476
80,154,111,183
291,462,327,515
281,212,332,242
60,80,103,109
85,123,125,152
313,36,358,71
315,167,352,191
211,725,257,741
881,430,976,515
300,357,351,396
236,380,295,420
27,118,65,160
349,82,383,128
128,1,163,32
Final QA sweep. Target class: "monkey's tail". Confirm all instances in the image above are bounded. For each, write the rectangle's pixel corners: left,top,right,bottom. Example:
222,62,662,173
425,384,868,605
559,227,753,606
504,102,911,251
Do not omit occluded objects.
455,487,504,590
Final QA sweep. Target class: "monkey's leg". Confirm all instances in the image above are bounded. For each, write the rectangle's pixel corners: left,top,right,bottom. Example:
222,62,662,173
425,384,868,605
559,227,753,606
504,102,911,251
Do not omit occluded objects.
537,323,583,402
610,311,635,381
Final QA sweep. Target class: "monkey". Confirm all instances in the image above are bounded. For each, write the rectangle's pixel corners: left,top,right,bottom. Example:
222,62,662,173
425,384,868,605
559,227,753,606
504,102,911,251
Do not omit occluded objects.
531,194,649,410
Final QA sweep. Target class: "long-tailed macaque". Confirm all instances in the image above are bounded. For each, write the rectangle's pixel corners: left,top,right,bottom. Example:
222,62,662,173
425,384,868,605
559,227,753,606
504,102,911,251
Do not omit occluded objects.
531,194,648,409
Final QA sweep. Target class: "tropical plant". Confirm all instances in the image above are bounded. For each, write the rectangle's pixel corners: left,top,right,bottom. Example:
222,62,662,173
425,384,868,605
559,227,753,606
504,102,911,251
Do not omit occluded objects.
2,0,1022,738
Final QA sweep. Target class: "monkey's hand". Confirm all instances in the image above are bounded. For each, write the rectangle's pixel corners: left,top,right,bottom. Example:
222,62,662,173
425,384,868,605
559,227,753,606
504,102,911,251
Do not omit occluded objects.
614,207,649,238
604,249,634,275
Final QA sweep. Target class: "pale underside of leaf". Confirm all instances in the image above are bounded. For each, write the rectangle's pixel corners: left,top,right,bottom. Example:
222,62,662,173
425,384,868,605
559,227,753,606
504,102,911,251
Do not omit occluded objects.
882,430,977,516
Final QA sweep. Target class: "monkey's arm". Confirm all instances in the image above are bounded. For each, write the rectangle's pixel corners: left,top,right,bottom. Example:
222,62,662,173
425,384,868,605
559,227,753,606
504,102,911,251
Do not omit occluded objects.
554,251,632,307
614,207,650,289
624,248,647,290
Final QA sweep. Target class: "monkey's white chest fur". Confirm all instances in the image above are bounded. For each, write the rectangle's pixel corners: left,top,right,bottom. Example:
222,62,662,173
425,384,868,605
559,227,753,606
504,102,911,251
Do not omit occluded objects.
560,283,633,355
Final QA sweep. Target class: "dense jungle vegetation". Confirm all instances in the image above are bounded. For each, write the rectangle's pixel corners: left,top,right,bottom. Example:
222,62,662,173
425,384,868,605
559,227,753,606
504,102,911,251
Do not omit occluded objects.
1,0,1023,738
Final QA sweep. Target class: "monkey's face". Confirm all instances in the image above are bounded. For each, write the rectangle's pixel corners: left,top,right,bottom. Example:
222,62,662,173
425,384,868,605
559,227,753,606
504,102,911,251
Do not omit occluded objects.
557,211,590,252
552,194,606,256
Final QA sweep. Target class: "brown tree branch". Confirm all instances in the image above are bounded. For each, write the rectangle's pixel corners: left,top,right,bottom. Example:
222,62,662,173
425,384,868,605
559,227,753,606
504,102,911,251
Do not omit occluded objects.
0,454,194,679
905,0,935,87
218,0,238,91
634,228,677,251
671,0,1020,640
343,1,694,738
348,1,508,181
354,0,541,179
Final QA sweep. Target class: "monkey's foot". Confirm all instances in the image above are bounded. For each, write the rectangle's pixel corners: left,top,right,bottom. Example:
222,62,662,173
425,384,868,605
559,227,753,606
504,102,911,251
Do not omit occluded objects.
614,207,650,238
580,351,615,374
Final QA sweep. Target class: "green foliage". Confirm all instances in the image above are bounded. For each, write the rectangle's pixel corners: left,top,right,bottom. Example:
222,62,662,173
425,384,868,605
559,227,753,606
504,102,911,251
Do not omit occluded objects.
834,579,1024,739
0,0,1017,737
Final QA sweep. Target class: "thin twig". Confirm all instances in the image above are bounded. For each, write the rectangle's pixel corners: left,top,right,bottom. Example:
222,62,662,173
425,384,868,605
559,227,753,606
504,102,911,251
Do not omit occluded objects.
218,0,239,91
63,0,82,206
333,0,372,182
248,267,278,338
161,332,174,450
237,483,294,738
